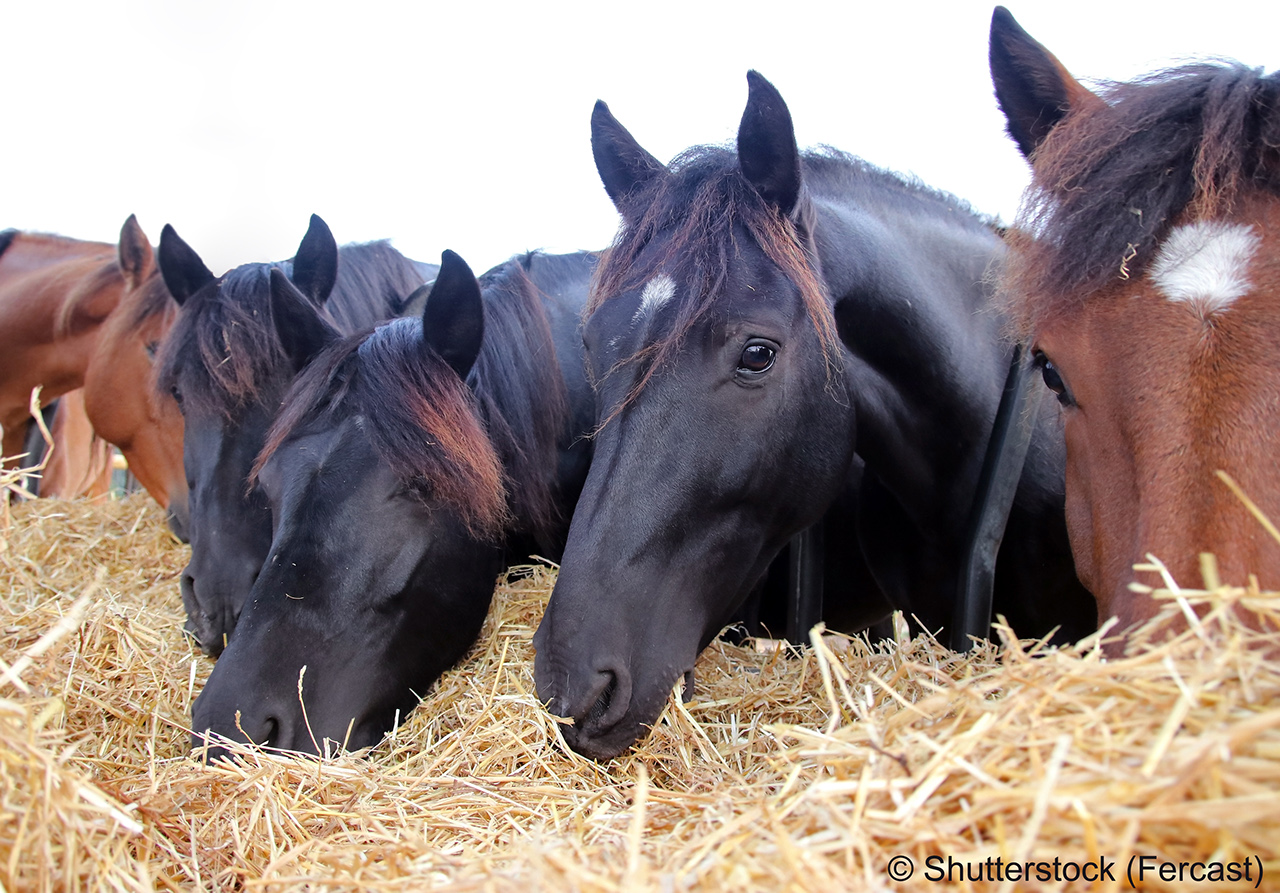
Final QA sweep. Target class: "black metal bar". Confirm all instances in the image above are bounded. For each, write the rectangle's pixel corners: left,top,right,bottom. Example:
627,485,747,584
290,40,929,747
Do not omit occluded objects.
786,522,825,646
951,343,1039,651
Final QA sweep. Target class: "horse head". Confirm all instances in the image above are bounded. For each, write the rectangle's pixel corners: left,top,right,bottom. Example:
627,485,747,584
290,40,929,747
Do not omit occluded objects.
991,7,1280,634
191,250,504,758
534,74,856,760
156,215,340,656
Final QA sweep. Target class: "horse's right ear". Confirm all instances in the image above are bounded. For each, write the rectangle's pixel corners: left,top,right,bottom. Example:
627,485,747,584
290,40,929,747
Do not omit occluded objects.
989,6,1104,159
291,214,339,307
158,224,215,306
592,100,667,220
423,250,484,381
117,215,154,289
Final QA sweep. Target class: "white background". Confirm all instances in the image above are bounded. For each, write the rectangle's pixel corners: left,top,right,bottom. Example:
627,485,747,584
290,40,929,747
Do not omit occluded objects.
3,1,1276,275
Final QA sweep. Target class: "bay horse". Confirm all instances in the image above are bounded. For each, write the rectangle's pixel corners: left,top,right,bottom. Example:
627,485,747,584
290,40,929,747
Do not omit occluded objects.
534,72,1095,760
989,8,1280,635
191,249,596,758
155,215,438,657
0,219,149,480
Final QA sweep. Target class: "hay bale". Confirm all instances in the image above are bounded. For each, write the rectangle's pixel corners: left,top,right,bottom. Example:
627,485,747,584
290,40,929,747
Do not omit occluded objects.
2,498,1278,891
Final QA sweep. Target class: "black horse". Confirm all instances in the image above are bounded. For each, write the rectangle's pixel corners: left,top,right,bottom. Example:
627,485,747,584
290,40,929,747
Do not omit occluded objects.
534,72,1095,760
155,215,436,657
191,249,597,758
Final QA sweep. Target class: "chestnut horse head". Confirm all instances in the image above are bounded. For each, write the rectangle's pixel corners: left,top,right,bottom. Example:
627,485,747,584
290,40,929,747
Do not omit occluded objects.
81,219,190,539
990,7,1280,631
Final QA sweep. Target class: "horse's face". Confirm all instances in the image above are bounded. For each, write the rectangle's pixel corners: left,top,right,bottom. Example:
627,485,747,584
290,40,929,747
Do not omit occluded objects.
82,272,189,540
157,217,340,656
1032,209,1280,629
192,250,502,758
534,76,854,760
173,384,278,655
991,8,1280,634
191,413,501,758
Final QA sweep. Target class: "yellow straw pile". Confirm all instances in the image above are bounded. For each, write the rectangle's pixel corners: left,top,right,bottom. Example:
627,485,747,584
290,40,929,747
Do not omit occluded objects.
1,494,1278,891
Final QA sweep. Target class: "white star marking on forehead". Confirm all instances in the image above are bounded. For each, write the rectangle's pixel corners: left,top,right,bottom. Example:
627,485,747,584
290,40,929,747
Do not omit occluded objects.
632,273,676,324
1150,221,1260,317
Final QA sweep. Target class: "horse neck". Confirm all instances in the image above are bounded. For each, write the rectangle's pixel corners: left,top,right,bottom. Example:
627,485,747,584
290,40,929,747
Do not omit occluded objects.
812,194,1014,534
327,245,428,332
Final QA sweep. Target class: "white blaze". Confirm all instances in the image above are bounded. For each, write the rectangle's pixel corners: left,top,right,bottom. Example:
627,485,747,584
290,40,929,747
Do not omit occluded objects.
1151,221,1260,317
632,273,676,323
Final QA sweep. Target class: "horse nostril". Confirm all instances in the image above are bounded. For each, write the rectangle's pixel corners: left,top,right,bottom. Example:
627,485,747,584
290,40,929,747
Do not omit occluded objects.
586,671,618,728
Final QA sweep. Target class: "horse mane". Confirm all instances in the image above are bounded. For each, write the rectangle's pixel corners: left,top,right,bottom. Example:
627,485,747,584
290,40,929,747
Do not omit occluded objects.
123,270,178,329
1004,62,1280,329
0,229,16,259
470,252,573,541
51,257,127,338
155,240,423,417
802,149,1001,233
254,251,575,543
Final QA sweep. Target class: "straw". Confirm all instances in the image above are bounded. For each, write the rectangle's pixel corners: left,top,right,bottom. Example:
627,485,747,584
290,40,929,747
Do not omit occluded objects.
1,497,1278,891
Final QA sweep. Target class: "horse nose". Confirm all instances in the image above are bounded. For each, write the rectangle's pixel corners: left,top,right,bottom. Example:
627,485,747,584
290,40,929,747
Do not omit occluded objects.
191,709,286,763
166,505,190,543
554,665,634,750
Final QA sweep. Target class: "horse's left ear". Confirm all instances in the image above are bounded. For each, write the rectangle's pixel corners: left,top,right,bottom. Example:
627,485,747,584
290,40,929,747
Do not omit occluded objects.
738,71,802,216
423,250,484,381
269,267,339,371
291,214,339,307
989,7,1104,159
117,215,154,289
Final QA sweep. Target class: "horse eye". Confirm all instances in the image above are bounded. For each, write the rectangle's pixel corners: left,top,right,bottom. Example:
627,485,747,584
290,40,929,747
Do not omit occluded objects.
145,340,159,360
1034,352,1072,407
170,385,183,406
739,341,776,375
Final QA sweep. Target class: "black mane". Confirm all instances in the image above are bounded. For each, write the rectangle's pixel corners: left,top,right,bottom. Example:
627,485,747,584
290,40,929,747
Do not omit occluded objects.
1008,62,1280,322
156,240,424,416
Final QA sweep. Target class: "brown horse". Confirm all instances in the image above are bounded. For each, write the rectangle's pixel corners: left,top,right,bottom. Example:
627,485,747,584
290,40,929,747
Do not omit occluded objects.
0,217,187,535
38,390,115,499
81,252,188,536
990,7,1280,634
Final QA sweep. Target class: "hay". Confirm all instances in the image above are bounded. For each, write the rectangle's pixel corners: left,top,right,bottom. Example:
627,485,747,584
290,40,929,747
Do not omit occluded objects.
2,498,1279,891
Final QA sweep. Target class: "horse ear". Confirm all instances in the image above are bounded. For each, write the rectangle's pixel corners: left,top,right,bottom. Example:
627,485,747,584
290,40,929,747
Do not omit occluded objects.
117,215,154,289
291,214,339,307
592,100,667,219
157,224,215,307
738,71,802,216
989,6,1104,159
422,250,484,381
269,267,339,371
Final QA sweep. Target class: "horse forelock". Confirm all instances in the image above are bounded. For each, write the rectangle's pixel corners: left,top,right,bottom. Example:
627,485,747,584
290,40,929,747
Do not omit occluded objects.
1004,62,1280,333
154,264,295,417
255,319,510,541
589,147,839,415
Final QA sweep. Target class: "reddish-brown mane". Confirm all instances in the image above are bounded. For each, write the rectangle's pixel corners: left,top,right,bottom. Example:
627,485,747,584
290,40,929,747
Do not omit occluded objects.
1004,63,1280,333
254,321,509,540
590,146,839,408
